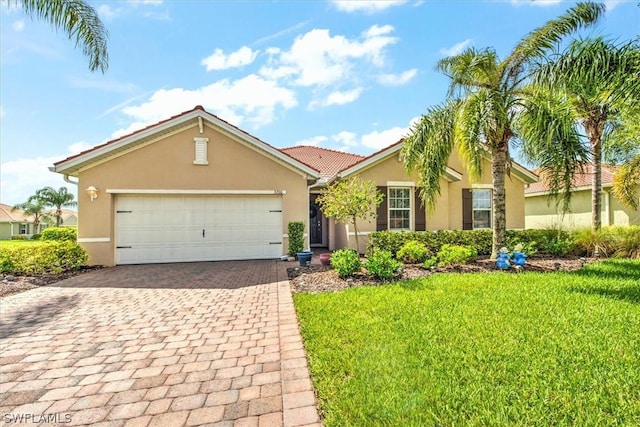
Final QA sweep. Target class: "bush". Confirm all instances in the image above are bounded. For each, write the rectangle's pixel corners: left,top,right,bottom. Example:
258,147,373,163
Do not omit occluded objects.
437,244,478,266
288,221,305,257
41,227,77,242
365,249,402,280
0,241,88,275
573,226,640,258
11,235,28,240
611,226,640,258
330,248,362,278
396,240,430,264
31,233,41,241
423,257,438,269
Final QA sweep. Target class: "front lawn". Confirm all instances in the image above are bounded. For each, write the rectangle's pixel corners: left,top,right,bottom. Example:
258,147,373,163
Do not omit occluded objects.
294,259,640,426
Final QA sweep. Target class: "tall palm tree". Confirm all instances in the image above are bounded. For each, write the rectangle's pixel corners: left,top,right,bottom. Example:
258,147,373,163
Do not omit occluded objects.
6,0,109,72
30,186,77,227
527,37,640,230
402,2,604,259
11,200,52,234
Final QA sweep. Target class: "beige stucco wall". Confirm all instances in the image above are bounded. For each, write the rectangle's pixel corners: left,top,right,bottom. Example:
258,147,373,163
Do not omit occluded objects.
525,186,640,229
338,152,528,251
77,123,310,266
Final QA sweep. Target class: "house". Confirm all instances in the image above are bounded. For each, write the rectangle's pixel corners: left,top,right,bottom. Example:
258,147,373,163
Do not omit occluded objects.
51,106,537,266
44,209,79,228
0,203,36,239
525,165,640,229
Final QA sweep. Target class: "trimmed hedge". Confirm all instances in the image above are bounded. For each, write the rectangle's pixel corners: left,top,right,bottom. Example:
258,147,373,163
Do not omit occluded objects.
288,221,305,257
369,229,576,257
0,241,88,275
41,227,77,242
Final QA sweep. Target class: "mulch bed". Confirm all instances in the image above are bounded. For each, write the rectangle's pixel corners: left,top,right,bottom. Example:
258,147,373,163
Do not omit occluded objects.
288,256,592,294
0,266,103,298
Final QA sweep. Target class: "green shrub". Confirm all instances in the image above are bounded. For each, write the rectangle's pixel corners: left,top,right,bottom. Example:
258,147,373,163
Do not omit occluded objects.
41,227,77,242
0,241,88,275
437,244,478,266
11,235,28,240
330,248,362,278
288,221,305,257
31,233,42,241
365,249,402,280
396,240,430,264
423,257,438,269
611,226,640,258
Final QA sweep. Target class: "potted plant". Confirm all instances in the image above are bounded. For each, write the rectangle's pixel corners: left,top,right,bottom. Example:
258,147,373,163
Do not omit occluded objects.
297,250,313,266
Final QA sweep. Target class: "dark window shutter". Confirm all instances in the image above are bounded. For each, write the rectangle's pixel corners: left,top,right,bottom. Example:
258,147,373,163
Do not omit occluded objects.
414,189,426,231
376,186,388,231
462,188,473,230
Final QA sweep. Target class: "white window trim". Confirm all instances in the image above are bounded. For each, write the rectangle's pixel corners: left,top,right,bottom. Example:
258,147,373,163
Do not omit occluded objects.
193,137,209,165
388,186,412,231
472,188,492,230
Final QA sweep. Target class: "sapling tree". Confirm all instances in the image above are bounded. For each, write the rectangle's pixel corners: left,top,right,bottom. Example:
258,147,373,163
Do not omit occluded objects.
316,177,383,252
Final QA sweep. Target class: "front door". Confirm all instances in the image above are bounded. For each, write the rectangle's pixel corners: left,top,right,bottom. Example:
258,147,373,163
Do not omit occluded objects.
310,197,323,245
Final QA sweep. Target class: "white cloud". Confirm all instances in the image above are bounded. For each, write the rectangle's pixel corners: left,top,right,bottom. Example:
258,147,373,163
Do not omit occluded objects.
201,46,259,71
12,20,24,31
293,136,328,146
377,68,417,85
261,25,398,87
119,74,297,132
332,131,359,151
604,1,622,11
252,20,311,46
309,88,364,109
97,4,121,19
510,0,562,6
440,38,472,56
331,0,408,13
0,142,90,206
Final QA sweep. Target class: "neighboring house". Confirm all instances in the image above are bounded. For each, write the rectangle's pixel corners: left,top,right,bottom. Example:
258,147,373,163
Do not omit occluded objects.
0,204,37,239
51,106,537,266
525,164,640,229
44,209,79,228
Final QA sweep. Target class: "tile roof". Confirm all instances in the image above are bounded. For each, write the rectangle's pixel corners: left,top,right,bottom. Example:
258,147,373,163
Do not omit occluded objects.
0,204,33,223
280,146,365,180
526,164,617,194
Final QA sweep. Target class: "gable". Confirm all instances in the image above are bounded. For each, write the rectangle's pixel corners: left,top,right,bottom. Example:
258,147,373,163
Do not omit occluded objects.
52,106,319,180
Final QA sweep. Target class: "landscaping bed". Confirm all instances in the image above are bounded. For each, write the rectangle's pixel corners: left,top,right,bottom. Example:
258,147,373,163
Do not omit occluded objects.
288,255,590,293
0,266,102,298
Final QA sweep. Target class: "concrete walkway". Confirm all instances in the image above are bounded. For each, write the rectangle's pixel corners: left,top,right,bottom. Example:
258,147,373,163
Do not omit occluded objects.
0,261,321,426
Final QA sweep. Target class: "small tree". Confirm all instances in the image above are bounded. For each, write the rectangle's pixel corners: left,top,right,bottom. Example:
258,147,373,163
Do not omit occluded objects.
29,186,77,227
316,176,383,252
11,200,52,235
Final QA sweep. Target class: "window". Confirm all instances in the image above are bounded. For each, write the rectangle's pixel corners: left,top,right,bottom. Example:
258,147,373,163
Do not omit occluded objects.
19,223,28,234
473,189,492,229
193,137,209,165
389,187,411,230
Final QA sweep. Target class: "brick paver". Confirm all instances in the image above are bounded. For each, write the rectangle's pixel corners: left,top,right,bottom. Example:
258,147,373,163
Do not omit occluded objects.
0,260,321,426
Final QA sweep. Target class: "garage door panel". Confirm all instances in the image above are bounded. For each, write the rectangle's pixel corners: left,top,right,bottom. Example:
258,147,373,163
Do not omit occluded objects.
116,194,283,264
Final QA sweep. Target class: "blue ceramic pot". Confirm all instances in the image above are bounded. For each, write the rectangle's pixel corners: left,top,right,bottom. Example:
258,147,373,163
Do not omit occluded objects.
297,251,313,266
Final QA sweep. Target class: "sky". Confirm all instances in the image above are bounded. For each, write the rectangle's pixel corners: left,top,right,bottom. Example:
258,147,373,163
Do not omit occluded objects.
1,0,638,206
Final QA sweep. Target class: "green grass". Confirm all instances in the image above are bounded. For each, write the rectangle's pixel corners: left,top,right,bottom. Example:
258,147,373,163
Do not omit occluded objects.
294,259,640,426
0,240,44,247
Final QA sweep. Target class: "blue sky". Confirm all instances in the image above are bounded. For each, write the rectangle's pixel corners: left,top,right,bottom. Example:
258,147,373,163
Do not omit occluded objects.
1,0,638,206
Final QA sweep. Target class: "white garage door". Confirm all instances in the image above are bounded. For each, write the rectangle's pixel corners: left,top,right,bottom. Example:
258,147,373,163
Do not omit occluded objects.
115,194,283,264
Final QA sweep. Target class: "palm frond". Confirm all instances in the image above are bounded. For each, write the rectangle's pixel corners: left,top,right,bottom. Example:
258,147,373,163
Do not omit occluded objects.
612,154,640,210
401,101,458,212
508,1,604,72
436,48,501,98
516,87,588,211
13,0,109,72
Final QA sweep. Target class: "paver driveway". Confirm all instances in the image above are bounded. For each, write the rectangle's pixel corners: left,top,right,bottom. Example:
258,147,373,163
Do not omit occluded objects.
0,261,320,426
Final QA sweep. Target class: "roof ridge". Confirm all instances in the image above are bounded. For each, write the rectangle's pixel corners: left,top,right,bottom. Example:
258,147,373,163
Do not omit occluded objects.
280,145,365,158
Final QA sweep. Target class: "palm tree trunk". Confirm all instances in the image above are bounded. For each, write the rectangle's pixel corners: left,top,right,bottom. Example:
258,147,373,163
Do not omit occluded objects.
491,143,508,260
584,117,604,232
352,215,359,254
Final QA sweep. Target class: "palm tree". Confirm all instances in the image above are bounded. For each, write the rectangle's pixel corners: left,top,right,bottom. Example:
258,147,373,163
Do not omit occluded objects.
7,0,109,72
612,154,640,210
30,186,77,227
11,200,53,234
402,2,604,259
527,37,640,231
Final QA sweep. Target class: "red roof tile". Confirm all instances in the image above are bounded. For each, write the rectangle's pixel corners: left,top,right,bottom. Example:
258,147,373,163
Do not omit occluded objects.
280,146,365,180
526,164,617,194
